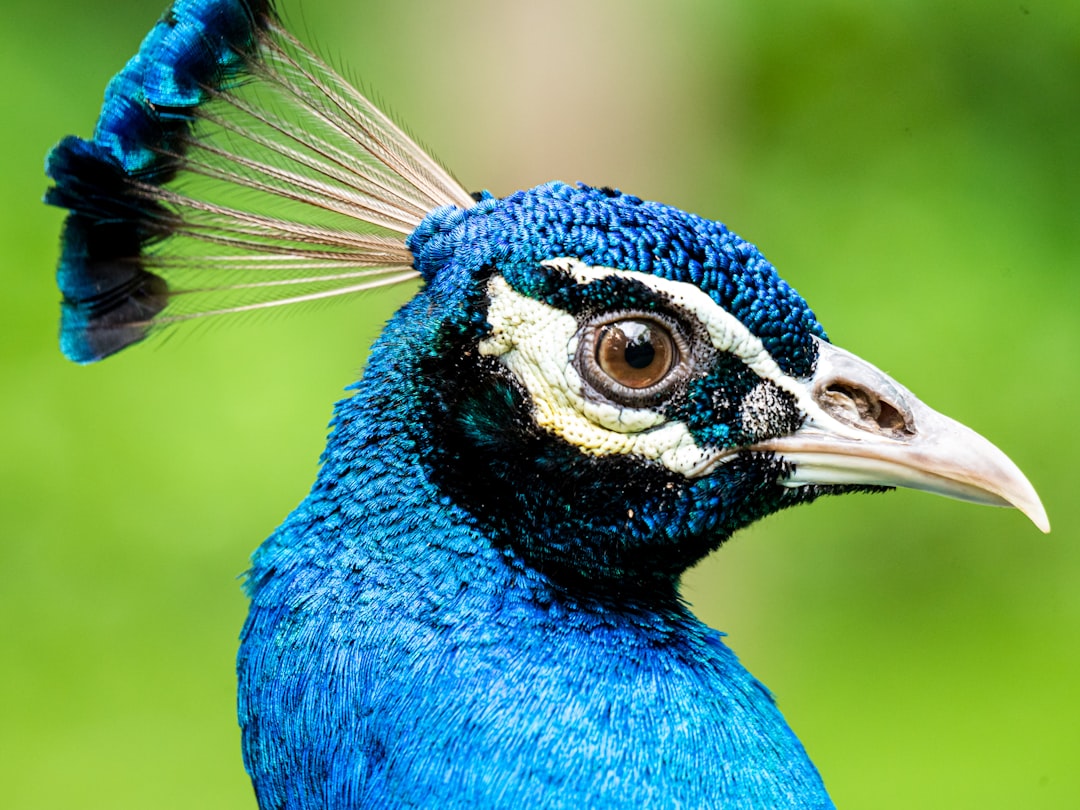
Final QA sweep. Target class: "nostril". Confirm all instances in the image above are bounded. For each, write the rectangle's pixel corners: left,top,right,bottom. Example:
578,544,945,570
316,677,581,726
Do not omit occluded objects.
820,381,914,438
873,398,909,434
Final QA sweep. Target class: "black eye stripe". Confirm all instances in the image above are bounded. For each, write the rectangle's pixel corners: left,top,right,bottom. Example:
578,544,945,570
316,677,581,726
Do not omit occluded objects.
501,262,672,318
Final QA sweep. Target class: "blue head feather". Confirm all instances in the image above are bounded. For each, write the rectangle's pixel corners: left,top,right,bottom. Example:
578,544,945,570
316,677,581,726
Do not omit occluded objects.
410,182,826,377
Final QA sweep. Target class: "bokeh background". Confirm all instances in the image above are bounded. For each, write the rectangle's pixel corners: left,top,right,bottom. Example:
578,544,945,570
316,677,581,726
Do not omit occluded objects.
3,0,1077,807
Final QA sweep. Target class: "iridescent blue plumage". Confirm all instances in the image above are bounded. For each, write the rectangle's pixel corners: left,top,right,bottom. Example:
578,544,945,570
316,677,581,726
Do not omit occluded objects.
46,1,1049,807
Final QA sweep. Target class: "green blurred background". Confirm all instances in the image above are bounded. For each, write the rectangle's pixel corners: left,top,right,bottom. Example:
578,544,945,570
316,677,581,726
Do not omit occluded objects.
3,0,1077,807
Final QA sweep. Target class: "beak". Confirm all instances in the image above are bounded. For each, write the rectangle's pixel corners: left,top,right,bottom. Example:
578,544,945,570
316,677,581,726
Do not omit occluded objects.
755,337,1049,533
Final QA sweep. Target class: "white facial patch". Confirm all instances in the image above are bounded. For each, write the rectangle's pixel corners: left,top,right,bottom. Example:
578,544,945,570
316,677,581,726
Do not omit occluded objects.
478,258,818,478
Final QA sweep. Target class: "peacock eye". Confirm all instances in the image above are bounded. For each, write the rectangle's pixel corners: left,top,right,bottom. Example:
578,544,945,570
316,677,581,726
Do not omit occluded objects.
577,313,691,406
596,320,675,388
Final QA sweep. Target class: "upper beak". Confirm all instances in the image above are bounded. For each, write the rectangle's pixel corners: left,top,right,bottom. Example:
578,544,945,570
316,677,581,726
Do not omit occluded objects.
755,337,1049,533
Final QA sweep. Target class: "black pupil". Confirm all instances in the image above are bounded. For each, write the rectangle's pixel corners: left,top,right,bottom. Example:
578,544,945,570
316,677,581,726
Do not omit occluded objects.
622,327,656,369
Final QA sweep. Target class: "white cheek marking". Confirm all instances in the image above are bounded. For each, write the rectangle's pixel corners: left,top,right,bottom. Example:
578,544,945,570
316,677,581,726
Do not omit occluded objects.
478,259,817,478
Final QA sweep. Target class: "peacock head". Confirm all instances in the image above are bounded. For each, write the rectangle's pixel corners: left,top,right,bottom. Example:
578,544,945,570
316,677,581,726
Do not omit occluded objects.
404,182,1047,590
44,3,1045,595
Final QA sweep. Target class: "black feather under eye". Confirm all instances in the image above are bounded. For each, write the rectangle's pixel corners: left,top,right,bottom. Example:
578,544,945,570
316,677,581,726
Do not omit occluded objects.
575,312,693,407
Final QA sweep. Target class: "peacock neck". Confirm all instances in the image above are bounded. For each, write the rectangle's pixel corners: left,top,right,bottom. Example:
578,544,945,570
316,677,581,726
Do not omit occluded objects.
239,297,833,810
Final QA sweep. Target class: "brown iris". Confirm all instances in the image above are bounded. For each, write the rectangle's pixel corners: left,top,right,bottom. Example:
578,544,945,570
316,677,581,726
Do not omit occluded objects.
595,319,676,389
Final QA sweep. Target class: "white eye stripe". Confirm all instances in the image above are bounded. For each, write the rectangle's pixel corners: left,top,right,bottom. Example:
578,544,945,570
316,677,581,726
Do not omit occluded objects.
541,258,782,380
479,259,820,477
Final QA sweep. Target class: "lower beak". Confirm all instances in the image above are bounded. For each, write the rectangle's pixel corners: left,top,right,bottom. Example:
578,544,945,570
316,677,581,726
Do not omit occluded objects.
754,337,1049,533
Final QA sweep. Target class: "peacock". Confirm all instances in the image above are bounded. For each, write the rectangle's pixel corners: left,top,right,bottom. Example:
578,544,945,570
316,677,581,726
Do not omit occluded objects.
45,1,1049,807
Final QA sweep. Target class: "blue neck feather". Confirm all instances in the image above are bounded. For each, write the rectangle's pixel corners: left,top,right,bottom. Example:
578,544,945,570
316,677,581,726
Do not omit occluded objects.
239,301,833,808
